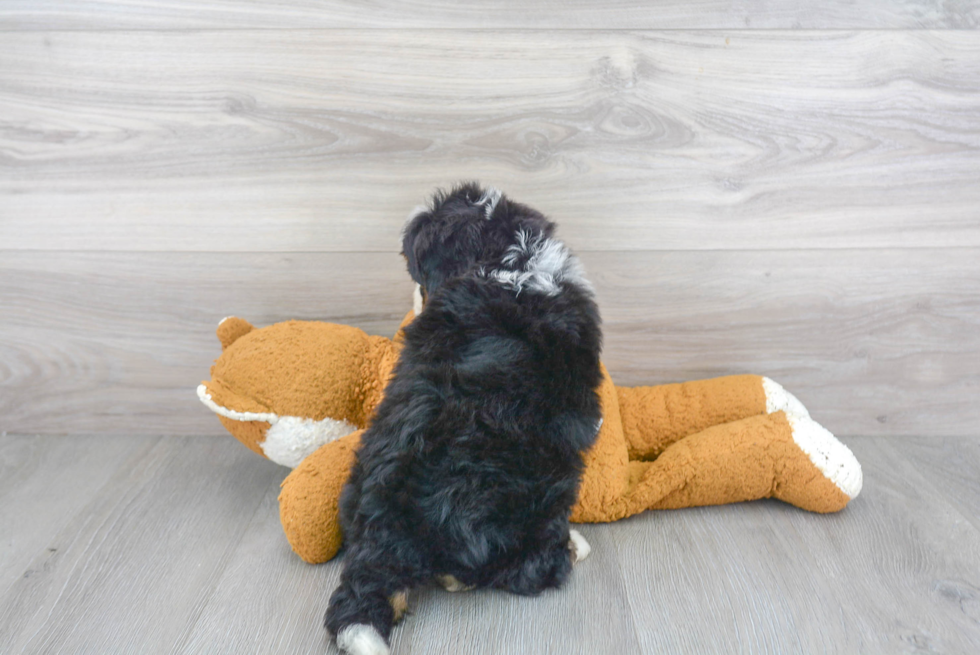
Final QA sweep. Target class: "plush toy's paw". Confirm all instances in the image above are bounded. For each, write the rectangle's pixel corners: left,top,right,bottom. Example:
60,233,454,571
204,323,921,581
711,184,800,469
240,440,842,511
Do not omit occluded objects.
278,433,362,564
762,377,810,420
786,414,863,500
568,529,591,564
336,624,390,655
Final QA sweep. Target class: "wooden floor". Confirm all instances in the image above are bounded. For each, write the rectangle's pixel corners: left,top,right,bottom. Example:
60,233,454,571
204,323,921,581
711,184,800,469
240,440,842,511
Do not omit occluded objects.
0,433,978,654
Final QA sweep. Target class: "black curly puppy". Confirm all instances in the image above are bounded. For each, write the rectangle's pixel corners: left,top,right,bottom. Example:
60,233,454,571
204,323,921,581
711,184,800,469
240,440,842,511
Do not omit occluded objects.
325,183,603,655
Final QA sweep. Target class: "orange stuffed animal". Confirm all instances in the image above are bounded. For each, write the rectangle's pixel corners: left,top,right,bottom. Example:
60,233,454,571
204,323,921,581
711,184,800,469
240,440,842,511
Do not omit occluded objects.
199,307,862,565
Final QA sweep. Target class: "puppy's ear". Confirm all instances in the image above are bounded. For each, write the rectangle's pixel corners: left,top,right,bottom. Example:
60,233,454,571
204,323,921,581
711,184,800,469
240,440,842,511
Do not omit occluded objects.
402,209,432,287
401,184,489,295
402,206,433,289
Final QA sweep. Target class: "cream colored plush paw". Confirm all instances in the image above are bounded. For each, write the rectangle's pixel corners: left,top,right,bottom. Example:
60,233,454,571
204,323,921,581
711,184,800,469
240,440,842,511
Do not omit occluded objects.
787,414,863,499
762,377,810,420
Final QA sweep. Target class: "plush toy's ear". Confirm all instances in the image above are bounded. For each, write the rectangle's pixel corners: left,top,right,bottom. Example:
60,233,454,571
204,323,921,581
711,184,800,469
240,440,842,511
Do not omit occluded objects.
216,316,254,350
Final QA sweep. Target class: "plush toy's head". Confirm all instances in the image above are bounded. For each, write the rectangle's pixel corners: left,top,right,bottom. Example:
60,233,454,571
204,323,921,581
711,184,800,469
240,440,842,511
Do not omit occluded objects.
197,317,400,467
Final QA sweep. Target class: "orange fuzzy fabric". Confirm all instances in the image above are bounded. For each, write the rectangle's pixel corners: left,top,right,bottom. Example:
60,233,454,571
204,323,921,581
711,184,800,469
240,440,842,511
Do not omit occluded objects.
201,314,860,564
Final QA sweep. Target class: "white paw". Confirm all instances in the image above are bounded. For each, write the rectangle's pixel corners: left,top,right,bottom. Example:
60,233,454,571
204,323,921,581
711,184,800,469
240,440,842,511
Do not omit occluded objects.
568,529,591,564
336,624,389,655
787,414,863,499
762,377,810,420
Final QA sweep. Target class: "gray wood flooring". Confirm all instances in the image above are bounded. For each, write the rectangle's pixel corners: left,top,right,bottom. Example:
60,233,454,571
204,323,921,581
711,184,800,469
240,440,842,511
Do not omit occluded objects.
1,433,978,654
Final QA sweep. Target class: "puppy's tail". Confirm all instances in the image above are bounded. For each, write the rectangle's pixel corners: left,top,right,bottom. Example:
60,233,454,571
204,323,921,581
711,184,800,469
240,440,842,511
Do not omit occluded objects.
326,565,418,655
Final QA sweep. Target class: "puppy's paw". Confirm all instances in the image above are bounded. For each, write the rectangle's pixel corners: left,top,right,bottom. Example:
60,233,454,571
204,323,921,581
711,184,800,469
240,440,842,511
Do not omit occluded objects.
336,624,389,655
436,575,475,593
568,529,591,564
389,590,409,624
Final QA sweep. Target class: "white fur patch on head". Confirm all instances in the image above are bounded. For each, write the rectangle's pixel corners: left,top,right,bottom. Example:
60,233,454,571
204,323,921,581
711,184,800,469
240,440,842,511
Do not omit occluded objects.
336,624,390,655
489,230,592,296
786,414,863,499
196,385,357,468
568,529,591,564
762,377,810,419
473,186,501,219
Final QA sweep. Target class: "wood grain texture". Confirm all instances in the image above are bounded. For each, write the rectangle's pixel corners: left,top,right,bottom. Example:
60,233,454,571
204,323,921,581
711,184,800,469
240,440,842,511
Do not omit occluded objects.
182,492,640,654
0,434,153,597
0,251,415,436
592,248,980,438
3,249,977,438
608,436,980,653
892,437,980,534
179,485,343,655
1,0,978,30
2,31,979,251
2,435,979,653
0,436,286,654
386,525,640,655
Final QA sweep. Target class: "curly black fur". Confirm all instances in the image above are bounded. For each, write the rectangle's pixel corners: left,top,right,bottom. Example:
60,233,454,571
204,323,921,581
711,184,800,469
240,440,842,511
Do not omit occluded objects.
325,184,603,653
402,181,557,300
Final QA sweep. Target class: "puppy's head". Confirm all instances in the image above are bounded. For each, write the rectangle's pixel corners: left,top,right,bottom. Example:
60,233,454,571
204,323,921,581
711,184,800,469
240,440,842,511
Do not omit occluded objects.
402,182,555,299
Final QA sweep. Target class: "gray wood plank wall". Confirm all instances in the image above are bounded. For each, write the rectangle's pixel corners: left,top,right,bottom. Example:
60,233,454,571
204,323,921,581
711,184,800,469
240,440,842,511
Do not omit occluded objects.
1,5,978,438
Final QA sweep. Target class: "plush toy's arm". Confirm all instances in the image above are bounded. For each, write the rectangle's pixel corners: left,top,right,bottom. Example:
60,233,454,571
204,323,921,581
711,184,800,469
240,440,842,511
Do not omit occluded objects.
279,431,362,564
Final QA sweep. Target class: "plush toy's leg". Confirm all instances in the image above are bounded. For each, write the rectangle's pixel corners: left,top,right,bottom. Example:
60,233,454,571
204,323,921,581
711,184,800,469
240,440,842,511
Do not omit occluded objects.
279,431,363,564
614,411,861,519
616,375,808,460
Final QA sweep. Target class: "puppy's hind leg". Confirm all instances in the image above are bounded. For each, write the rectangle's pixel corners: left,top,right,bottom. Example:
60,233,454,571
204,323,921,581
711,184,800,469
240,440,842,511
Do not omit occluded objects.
326,549,426,655
326,580,393,655
493,518,578,596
